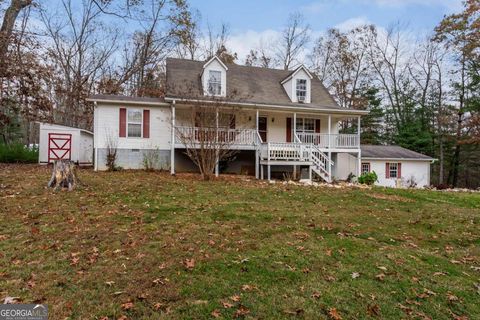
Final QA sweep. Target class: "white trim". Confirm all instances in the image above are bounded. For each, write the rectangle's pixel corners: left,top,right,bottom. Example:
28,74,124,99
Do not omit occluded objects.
164,97,369,115
203,56,228,71
280,65,313,85
362,157,434,162
126,108,143,138
86,98,169,107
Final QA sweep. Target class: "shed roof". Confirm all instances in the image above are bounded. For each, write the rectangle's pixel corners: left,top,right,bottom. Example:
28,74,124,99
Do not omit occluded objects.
361,145,434,161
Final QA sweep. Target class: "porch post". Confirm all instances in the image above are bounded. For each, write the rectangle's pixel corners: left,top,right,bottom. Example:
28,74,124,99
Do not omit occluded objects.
328,115,332,149
255,109,259,179
293,113,297,139
170,101,176,175
328,115,332,183
293,112,297,179
357,116,361,148
215,108,219,177
358,150,362,178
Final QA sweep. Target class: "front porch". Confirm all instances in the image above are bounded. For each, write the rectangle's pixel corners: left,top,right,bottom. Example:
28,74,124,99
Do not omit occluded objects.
170,104,362,182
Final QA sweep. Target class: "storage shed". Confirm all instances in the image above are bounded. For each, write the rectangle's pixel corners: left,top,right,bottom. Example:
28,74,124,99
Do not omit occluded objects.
360,145,435,188
38,122,93,166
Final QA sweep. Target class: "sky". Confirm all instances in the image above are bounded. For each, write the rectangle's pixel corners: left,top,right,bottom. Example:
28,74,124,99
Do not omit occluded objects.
188,0,463,61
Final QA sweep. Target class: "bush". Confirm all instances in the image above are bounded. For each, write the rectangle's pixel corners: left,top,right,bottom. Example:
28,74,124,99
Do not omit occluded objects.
0,143,38,163
358,171,378,185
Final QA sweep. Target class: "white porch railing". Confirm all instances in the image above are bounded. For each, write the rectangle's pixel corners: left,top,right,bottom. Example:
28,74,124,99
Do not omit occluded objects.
296,133,359,149
260,142,311,161
175,126,257,146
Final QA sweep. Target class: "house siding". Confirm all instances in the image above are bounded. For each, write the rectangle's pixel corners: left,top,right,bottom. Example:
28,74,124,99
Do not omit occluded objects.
94,103,171,170
366,160,431,188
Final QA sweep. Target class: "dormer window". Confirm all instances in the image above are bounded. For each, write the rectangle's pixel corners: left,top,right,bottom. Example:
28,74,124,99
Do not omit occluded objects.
208,70,222,95
296,79,307,102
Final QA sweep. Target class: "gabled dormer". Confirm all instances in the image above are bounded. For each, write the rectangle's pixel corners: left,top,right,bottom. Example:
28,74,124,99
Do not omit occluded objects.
201,56,228,97
281,65,313,103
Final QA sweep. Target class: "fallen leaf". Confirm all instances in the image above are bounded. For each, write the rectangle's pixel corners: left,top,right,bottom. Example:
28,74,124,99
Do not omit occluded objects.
241,284,254,291
211,309,221,318
222,301,234,309
234,305,250,318
230,295,241,302
184,258,195,270
367,304,380,317
121,302,134,311
447,293,459,302
375,273,385,281
3,296,20,304
311,291,321,299
328,307,342,320
351,272,360,279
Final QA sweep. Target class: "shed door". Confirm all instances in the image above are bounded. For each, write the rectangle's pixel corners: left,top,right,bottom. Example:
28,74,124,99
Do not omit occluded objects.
48,133,72,163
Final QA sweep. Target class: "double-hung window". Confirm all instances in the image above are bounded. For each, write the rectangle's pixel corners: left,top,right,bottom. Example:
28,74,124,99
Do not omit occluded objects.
388,163,398,178
208,70,222,95
296,79,307,102
127,109,142,137
361,163,371,175
296,118,315,133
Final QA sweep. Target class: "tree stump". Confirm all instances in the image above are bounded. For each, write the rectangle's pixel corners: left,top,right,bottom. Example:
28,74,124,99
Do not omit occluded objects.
48,160,78,191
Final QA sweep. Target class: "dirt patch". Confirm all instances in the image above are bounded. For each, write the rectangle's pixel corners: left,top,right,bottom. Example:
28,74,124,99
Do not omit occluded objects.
367,193,414,202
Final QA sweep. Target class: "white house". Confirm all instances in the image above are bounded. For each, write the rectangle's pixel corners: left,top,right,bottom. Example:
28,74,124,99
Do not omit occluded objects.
87,56,434,188
38,122,93,165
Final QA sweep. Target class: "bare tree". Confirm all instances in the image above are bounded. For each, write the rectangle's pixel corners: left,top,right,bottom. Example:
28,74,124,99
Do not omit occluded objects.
309,26,374,109
276,12,310,70
365,23,414,131
40,0,118,129
175,103,242,180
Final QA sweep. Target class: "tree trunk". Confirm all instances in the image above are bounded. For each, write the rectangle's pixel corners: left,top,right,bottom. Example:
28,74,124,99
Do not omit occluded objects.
48,160,78,191
0,0,33,73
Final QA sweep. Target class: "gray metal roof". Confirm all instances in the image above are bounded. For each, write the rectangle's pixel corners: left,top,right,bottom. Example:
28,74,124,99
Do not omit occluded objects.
361,145,434,160
165,58,346,112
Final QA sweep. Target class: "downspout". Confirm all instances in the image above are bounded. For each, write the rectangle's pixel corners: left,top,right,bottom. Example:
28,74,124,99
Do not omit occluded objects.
93,101,98,171
170,100,176,175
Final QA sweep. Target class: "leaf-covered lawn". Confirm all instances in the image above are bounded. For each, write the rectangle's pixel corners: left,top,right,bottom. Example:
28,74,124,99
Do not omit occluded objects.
0,164,479,319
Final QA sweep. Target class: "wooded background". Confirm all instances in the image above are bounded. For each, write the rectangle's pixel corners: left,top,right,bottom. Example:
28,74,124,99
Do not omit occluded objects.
0,0,479,188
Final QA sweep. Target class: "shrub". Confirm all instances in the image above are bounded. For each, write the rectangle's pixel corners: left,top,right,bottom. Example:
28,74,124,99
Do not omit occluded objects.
0,143,38,163
143,149,160,171
358,171,378,185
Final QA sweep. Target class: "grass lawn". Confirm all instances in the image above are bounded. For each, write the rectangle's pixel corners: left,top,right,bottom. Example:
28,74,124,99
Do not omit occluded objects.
0,164,479,319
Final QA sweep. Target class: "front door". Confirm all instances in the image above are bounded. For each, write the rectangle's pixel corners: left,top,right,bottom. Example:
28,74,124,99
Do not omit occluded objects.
258,117,267,142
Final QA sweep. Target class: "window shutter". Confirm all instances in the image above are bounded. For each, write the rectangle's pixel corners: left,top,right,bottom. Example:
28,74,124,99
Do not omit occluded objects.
286,117,292,142
119,108,126,137
230,115,236,129
143,109,150,138
398,163,402,178
385,162,390,179
315,119,321,133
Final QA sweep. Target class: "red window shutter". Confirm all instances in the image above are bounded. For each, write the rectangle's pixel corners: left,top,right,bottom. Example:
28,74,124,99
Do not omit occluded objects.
286,117,292,142
315,119,321,133
385,162,390,178
143,109,150,138
119,108,126,137
398,163,402,178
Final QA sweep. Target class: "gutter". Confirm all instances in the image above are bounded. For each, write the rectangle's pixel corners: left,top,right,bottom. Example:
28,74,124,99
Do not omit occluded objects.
362,157,436,162
86,97,170,107
164,97,369,115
